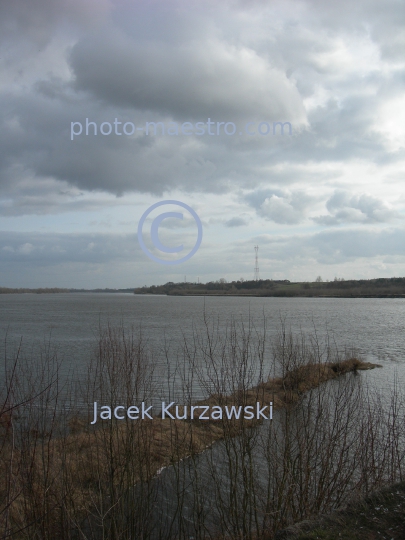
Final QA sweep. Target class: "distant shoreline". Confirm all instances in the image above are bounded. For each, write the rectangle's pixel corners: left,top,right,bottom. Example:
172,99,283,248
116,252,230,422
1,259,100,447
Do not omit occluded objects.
1,291,404,299
134,276,405,299
1,277,405,299
143,293,405,298
0,288,135,294
136,293,405,298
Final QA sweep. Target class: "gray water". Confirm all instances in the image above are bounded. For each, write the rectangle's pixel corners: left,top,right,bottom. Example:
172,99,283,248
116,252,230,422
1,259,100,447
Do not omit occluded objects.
1,293,404,537
1,293,404,385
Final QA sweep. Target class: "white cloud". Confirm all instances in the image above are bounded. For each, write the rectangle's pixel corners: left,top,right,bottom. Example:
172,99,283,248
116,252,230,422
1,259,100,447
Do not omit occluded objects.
18,242,35,254
315,190,399,225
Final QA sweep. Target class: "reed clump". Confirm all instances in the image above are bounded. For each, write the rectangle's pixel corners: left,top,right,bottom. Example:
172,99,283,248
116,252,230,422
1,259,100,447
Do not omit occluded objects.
194,357,380,430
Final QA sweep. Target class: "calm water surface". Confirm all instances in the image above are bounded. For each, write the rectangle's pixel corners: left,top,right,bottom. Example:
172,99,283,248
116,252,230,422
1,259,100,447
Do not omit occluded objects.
1,293,404,389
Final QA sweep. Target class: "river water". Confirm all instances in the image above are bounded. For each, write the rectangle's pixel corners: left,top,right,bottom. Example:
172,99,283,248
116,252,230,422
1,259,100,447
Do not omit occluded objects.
1,293,404,537
1,293,404,386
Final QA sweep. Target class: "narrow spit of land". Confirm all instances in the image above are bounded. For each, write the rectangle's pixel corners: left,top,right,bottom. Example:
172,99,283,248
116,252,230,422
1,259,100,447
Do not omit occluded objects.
0,357,382,534
58,358,381,488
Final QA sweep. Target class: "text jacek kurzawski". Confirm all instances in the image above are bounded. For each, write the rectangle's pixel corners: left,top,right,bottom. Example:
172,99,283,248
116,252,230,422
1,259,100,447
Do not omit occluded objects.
90,402,273,424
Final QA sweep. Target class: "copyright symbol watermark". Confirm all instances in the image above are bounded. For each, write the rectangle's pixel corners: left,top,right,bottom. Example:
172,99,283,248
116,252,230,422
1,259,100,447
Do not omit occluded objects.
137,200,203,265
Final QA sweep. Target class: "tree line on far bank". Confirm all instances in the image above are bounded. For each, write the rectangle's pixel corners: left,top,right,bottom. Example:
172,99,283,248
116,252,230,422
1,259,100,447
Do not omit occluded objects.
134,276,405,297
1,277,404,297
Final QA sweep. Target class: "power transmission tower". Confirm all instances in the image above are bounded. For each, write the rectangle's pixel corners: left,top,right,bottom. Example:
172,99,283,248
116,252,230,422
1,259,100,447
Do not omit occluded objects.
254,245,260,281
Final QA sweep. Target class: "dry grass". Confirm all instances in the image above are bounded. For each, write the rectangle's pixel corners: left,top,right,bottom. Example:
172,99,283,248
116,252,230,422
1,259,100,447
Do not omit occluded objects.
195,357,380,425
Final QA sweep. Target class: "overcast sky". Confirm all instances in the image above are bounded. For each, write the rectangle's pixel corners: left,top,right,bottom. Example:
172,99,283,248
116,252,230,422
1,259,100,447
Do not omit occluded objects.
0,0,404,288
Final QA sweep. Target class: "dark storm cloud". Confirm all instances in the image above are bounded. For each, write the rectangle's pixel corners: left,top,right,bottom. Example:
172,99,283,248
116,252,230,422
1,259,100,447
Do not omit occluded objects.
0,81,303,204
0,79,399,207
0,89,222,200
69,28,305,122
